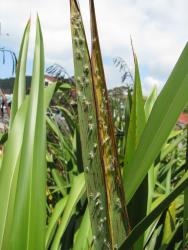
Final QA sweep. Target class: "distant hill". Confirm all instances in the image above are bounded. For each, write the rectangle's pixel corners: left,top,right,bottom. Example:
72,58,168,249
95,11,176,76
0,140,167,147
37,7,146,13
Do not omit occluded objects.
0,75,72,94
0,76,32,94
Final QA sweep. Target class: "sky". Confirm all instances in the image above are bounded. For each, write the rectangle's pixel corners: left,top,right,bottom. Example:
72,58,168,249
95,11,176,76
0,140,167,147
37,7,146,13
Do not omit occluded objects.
0,0,188,95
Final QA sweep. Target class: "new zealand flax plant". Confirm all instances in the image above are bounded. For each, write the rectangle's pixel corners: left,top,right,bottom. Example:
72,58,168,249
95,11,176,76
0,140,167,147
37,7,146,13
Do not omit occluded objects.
0,0,188,249
70,0,130,248
70,0,188,249
0,17,55,250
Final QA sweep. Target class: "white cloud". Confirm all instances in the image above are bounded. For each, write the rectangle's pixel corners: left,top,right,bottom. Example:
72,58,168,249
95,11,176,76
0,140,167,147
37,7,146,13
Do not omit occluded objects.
143,76,163,96
0,0,188,94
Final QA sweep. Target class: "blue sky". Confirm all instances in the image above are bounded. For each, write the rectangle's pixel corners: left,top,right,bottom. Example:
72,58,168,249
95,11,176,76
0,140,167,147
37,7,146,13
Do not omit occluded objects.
0,0,188,95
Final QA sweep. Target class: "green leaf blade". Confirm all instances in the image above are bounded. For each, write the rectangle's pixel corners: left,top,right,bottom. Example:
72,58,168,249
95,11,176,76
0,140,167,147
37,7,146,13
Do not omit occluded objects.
125,43,188,203
10,19,30,128
10,17,46,250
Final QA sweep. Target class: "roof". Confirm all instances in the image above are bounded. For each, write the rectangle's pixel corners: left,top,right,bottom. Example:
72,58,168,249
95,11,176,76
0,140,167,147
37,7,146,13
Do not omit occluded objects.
178,113,188,125
44,75,57,83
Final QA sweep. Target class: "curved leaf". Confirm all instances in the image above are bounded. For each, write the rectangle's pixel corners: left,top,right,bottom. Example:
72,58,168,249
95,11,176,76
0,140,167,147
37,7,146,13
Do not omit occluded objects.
51,173,85,250
120,172,188,249
125,43,188,203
